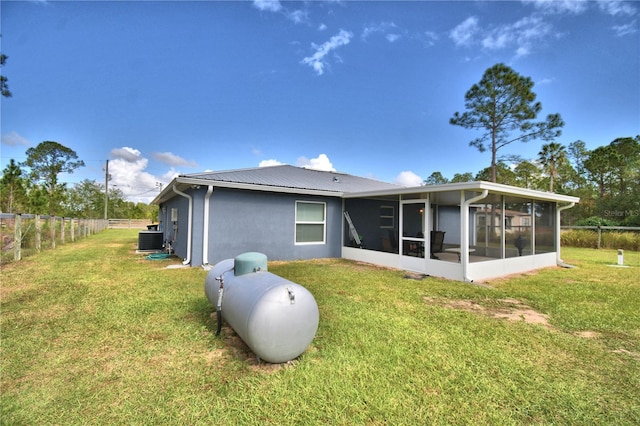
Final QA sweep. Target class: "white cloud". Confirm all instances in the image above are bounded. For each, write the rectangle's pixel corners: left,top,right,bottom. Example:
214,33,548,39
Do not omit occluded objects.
613,19,638,36
450,16,479,47
301,29,353,76
455,14,552,58
160,168,180,182
107,147,172,203
318,23,327,31
110,146,142,162
287,9,308,24
1,131,30,147
361,22,400,41
252,0,310,25
151,151,197,167
525,0,637,17
297,153,336,171
108,149,160,202
597,0,637,16
252,0,281,12
418,31,439,47
394,171,423,187
523,0,589,14
509,15,553,57
482,31,510,50
386,33,401,43
259,159,286,167
525,0,637,38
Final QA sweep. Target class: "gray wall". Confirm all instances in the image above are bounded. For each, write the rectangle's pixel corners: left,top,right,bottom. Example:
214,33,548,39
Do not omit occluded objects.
205,188,343,265
436,206,477,246
158,192,192,261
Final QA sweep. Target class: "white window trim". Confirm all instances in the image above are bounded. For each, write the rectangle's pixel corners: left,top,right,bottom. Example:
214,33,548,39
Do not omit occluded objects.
380,205,395,229
295,201,326,245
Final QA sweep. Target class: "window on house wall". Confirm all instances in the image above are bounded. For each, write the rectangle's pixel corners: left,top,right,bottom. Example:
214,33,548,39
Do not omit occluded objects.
295,201,326,244
380,205,394,228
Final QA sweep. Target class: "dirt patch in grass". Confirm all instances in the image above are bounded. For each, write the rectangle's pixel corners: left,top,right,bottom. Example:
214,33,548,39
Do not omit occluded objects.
424,297,553,329
574,330,602,339
612,348,640,360
425,298,640,362
404,272,428,280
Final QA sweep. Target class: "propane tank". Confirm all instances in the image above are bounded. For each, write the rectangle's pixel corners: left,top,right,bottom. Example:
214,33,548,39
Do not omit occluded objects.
205,252,319,363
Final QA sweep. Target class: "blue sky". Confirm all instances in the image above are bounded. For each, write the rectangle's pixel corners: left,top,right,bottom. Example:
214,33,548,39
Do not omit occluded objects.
1,0,638,202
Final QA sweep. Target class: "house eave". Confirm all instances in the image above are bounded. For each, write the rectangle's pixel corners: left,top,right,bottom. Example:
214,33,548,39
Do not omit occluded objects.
151,176,345,205
152,177,580,206
344,181,580,204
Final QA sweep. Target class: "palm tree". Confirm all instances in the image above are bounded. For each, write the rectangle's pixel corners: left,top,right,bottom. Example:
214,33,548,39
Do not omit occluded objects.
538,142,567,192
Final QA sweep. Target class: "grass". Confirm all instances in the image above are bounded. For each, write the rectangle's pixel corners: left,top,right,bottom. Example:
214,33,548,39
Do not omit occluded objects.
562,229,640,250
1,230,639,425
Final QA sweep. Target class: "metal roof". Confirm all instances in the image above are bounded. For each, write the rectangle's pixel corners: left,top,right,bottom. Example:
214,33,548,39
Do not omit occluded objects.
152,165,579,206
152,165,401,204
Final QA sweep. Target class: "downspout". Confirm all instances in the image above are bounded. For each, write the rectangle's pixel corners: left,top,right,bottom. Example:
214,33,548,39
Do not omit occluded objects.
461,189,489,282
172,184,193,266
202,185,214,268
556,202,576,267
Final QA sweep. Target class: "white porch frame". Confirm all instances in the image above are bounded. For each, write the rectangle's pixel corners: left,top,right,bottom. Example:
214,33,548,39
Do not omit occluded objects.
342,181,579,283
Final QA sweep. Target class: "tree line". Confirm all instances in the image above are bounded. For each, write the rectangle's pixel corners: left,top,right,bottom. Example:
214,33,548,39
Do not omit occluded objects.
424,136,640,226
2,63,638,226
436,63,639,226
1,141,156,220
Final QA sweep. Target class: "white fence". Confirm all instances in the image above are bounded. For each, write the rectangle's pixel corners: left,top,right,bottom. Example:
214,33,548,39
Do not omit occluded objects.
108,218,154,229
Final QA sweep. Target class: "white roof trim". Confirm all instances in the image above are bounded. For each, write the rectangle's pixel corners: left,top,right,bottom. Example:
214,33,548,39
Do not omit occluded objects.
152,176,345,204
153,177,579,205
345,181,580,203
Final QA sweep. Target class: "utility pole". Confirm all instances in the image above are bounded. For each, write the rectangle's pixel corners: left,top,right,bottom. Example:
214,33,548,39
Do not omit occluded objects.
104,160,109,220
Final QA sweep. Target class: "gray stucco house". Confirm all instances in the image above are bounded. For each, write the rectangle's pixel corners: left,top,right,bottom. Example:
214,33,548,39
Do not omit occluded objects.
152,165,579,282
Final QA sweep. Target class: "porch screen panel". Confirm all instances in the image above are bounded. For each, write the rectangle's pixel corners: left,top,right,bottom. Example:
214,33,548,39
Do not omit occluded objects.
535,202,555,254
295,201,326,244
505,200,533,258
475,203,503,259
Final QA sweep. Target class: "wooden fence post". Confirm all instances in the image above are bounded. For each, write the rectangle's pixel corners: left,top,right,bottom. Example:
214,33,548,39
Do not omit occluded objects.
597,226,602,249
61,218,65,244
14,214,21,261
35,214,42,252
51,216,56,249
70,218,75,242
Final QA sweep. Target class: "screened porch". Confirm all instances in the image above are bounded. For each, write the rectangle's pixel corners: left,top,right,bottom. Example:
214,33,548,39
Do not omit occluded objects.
340,182,578,282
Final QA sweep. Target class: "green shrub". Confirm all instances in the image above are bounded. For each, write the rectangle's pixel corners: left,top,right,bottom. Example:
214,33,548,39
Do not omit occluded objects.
575,216,618,227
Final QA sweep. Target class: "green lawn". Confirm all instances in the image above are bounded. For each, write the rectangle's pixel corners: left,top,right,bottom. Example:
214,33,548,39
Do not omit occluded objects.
1,230,639,425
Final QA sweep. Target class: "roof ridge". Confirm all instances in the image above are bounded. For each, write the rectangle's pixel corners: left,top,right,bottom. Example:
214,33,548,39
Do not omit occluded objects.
183,164,291,177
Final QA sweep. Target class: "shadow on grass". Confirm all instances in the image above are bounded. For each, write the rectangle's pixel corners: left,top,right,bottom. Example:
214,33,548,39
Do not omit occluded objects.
188,294,284,370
